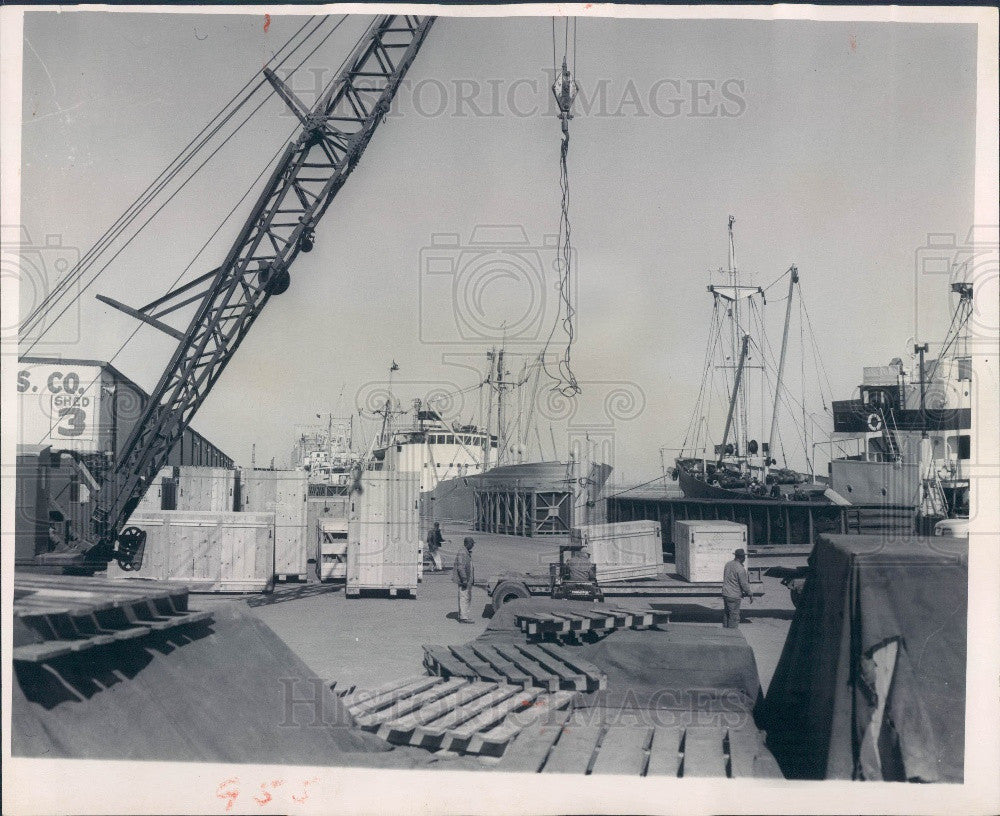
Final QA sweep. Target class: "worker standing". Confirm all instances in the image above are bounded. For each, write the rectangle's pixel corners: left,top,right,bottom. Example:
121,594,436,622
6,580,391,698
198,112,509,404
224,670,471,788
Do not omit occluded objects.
722,547,753,629
426,522,444,571
454,537,475,623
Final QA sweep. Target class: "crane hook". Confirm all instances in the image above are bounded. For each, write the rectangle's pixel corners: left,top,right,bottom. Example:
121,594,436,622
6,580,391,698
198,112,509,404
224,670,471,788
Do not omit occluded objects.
551,57,578,137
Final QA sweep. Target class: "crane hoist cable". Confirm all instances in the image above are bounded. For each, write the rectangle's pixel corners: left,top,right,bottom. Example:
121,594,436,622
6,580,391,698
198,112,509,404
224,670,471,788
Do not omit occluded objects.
541,16,582,398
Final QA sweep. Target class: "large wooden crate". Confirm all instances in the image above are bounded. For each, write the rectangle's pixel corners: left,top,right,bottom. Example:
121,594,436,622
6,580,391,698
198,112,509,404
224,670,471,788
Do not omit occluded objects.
132,466,175,513
176,467,236,512
346,472,420,597
673,519,747,583
570,520,662,583
106,511,275,592
241,469,308,580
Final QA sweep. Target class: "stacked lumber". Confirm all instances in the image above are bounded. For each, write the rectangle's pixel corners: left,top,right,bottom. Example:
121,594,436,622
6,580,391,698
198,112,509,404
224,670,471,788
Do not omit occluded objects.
515,605,670,641
12,574,209,663
334,675,575,756
422,642,606,692
495,711,783,777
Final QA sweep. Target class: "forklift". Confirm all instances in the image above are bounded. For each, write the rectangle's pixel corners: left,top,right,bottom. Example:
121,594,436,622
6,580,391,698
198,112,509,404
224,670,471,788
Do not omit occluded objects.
548,543,604,603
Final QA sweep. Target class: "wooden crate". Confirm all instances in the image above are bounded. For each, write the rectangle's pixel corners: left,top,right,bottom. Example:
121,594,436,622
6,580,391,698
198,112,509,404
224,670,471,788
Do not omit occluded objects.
132,466,175,513
106,511,274,592
334,674,575,756
673,520,747,583
346,472,420,596
176,467,235,512
570,520,662,583
242,469,308,580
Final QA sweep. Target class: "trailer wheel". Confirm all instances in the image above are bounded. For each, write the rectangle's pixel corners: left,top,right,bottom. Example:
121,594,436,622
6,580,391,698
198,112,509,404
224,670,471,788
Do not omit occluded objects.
492,580,530,608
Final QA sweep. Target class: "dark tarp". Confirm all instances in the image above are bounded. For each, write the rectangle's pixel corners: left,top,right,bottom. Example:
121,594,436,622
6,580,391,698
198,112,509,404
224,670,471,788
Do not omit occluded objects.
12,603,390,764
760,534,967,782
481,598,762,719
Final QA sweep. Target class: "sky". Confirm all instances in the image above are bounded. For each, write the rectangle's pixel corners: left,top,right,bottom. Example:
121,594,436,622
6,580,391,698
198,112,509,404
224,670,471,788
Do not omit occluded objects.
17,10,978,484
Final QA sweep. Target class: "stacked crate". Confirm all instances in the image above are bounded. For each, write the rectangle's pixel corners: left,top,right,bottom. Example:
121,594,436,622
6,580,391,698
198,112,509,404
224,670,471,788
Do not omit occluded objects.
570,520,663,582
106,511,275,592
241,469,308,582
346,471,421,597
673,520,747,582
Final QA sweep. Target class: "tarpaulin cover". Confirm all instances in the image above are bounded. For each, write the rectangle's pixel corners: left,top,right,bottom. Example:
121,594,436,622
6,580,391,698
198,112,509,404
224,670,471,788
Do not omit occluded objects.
12,603,389,764
482,598,762,716
761,534,967,782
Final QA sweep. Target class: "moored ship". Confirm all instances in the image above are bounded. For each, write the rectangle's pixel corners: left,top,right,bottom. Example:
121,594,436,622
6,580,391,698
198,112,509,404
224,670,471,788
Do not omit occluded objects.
828,282,972,516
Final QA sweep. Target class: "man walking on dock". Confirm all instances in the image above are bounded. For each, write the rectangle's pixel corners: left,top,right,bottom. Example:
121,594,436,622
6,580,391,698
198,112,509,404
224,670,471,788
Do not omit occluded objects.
722,548,752,628
454,537,475,623
426,522,444,571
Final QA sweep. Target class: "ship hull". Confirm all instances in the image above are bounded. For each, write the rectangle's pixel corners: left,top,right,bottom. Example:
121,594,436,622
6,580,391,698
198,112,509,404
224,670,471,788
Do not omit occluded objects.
423,460,612,525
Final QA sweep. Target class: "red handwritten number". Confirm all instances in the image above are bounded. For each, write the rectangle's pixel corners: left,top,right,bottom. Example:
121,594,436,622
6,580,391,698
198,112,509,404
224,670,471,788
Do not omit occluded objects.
216,778,240,812
291,778,319,805
263,13,271,33
253,779,285,806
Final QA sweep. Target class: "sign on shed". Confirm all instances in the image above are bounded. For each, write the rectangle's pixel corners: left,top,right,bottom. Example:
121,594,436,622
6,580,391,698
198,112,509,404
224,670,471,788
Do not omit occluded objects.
16,362,102,452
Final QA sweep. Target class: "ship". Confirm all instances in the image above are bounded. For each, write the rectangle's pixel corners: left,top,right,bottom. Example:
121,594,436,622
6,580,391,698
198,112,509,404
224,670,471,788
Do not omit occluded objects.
290,415,360,495
673,217,830,502
828,282,972,517
365,349,612,533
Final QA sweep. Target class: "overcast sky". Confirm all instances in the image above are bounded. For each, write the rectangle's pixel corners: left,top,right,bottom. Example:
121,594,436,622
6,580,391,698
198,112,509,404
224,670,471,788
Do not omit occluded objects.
18,11,978,483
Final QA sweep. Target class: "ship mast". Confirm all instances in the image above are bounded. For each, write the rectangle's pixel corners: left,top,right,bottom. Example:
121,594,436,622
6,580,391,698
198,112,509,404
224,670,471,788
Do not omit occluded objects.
718,334,750,468
727,215,747,459
765,266,799,479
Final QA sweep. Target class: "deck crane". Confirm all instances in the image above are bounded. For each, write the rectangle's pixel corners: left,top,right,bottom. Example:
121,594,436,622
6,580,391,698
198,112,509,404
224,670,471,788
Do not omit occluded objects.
33,15,435,571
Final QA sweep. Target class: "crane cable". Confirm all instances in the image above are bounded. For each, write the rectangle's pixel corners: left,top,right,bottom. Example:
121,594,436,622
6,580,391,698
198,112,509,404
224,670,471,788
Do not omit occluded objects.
21,15,349,350
541,16,581,398
20,16,326,342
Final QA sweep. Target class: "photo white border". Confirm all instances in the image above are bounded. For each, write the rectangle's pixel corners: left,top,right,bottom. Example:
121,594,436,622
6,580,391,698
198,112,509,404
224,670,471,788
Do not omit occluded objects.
1,4,997,814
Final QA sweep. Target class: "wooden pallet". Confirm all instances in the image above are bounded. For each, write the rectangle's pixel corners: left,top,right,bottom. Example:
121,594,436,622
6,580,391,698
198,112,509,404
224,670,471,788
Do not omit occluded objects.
495,715,783,777
515,605,670,641
334,674,575,756
422,642,606,693
13,574,209,663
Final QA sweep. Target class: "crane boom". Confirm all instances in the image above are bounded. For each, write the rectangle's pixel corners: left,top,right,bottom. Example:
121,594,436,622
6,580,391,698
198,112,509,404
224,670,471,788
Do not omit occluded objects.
56,15,435,568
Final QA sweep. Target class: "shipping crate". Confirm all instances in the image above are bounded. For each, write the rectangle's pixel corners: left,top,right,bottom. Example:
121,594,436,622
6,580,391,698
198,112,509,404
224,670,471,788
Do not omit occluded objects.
106,511,275,592
570,520,662,583
242,469,308,581
317,517,348,581
132,466,175,513
176,467,235,512
346,472,420,597
673,520,747,583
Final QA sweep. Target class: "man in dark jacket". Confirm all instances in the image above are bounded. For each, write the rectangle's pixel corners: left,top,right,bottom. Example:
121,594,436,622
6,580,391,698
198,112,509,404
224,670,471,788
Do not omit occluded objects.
453,537,475,623
426,522,444,571
722,548,752,628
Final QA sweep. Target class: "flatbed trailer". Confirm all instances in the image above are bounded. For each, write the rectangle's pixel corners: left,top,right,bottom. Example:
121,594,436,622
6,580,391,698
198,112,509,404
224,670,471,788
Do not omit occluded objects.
485,566,764,609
